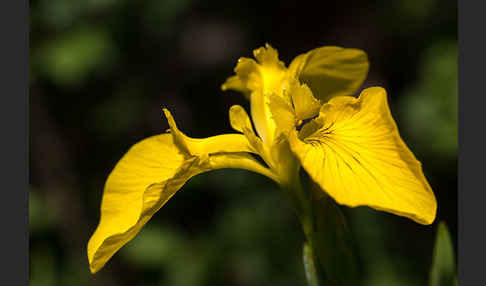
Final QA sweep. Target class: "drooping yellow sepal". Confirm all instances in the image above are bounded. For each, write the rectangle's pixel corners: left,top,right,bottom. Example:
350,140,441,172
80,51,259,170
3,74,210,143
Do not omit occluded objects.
87,133,188,273
87,111,278,273
288,87,437,225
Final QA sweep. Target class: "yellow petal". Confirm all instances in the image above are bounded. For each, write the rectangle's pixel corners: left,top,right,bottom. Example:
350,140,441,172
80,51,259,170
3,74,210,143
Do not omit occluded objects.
249,90,277,145
163,108,255,156
287,80,321,121
268,92,296,136
221,57,259,97
88,111,280,273
87,134,278,273
222,44,288,146
228,101,298,178
288,46,369,102
269,134,300,185
253,44,287,95
229,104,273,167
253,43,282,66
249,44,287,145
87,134,185,273
221,57,275,144
289,87,437,225
229,105,254,134
221,75,246,94
228,104,263,153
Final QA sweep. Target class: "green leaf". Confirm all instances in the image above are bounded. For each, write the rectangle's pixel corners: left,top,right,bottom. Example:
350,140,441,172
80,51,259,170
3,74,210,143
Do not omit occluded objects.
308,185,362,286
429,222,457,286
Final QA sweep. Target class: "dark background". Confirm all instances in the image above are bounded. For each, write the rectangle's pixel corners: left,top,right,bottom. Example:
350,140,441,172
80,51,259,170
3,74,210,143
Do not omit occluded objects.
29,0,457,285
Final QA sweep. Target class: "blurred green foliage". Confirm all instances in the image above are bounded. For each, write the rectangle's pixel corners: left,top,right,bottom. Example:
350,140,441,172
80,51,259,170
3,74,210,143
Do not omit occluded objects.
34,0,118,29
29,0,457,285
33,26,117,86
142,0,193,39
399,41,458,159
29,189,56,233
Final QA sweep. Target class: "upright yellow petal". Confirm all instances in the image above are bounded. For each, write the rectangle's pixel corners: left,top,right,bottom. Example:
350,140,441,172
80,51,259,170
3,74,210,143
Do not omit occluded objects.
249,90,277,145
228,104,281,173
229,105,265,155
253,44,287,95
222,44,288,146
221,57,260,97
289,87,436,225
288,46,369,102
268,92,296,135
253,44,281,65
287,80,321,121
229,105,254,134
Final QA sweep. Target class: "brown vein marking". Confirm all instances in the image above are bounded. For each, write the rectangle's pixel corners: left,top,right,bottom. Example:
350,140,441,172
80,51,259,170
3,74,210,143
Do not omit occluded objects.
307,136,374,195
321,136,393,202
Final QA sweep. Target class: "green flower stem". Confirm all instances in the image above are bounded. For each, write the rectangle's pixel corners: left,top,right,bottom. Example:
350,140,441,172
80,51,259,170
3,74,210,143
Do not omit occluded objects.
281,171,327,286
303,242,320,286
282,169,359,286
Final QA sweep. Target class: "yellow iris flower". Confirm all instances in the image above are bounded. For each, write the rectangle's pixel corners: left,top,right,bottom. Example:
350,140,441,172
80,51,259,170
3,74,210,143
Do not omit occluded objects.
87,44,437,274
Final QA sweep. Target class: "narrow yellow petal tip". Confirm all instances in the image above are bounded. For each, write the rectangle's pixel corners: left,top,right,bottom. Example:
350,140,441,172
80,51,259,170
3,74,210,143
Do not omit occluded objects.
162,108,181,137
88,252,102,274
162,108,172,122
